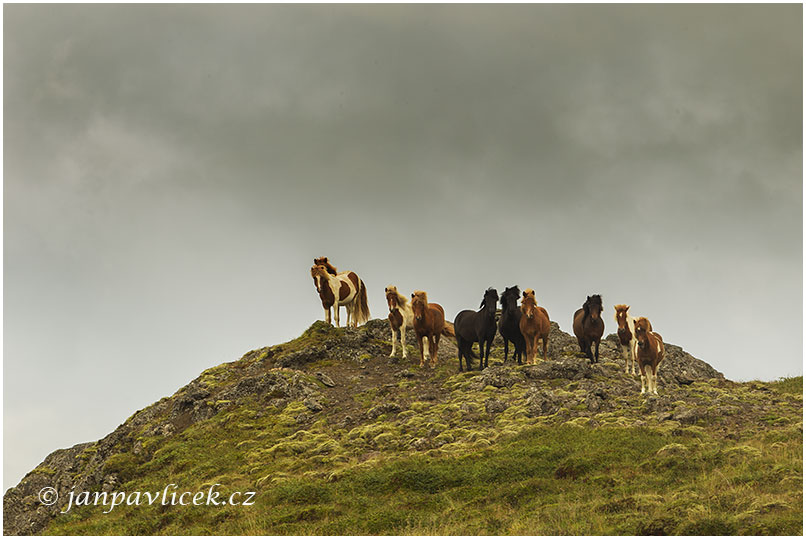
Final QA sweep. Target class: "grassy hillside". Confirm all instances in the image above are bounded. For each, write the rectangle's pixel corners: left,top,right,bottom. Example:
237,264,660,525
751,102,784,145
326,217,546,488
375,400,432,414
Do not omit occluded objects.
5,320,802,535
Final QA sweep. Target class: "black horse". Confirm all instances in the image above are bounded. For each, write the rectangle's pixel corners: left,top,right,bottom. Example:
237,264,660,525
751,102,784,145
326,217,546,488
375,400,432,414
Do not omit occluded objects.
454,288,499,371
572,294,605,363
498,285,526,364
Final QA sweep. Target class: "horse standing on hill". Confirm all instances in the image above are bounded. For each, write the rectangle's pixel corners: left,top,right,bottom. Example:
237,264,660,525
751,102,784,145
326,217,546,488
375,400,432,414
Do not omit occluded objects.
454,288,499,371
573,294,605,363
385,285,426,360
499,286,526,365
410,290,448,368
519,289,551,364
614,304,652,375
633,317,664,395
310,264,370,327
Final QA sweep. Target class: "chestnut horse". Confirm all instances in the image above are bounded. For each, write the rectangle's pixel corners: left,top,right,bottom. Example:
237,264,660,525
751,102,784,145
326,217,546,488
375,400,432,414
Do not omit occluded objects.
310,264,370,327
614,304,652,375
385,285,425,360
519,289,551,364
634,317,664,395
454,288,499,371
573,294,604,363
410,290,447,368
499,285,526,364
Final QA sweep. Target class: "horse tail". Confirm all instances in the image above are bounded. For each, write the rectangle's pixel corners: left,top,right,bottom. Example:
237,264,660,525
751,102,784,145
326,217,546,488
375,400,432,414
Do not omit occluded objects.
355,278,371,326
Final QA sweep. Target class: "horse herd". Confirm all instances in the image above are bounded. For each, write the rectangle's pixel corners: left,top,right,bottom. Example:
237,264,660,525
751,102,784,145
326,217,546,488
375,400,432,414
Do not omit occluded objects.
310,257,666,395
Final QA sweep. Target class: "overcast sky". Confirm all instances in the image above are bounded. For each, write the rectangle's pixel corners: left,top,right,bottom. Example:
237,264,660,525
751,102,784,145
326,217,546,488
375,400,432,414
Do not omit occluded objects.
4,4,802,491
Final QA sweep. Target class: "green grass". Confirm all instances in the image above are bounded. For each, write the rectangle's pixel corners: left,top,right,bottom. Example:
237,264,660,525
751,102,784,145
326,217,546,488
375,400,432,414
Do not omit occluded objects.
769,376,803,395
45,422,802,535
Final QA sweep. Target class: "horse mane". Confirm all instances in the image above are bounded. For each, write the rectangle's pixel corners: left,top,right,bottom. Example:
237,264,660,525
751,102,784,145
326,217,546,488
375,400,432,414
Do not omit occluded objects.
412,290,428,304
386,285,409,308
614,304,630,322
314,256,338,276
584,294,603,315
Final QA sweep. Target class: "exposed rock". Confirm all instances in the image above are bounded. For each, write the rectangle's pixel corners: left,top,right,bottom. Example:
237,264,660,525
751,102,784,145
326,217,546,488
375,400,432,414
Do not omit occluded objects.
366,403,402,419
475,365,523,389
524,357,592,381
485,398,508,414
304,398,324,413
525,389,562,417
315,372,336,387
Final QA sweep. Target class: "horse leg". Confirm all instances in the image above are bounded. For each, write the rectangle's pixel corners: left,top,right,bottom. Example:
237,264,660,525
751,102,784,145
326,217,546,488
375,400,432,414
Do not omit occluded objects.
651,363,659,395
503,339,509,363
594,339,600,363
416,334,425,367
621,344,630,374
401,324,408,359
389,324,398,358
422,336,430,362
324,306,331,326
542,337,548,362
456,337,465,373
480,340,487,370
638,361,646,395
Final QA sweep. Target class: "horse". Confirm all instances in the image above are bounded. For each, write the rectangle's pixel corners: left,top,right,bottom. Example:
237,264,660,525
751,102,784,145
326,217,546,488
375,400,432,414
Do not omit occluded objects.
385,285,426,360
572,294,604,363
410,290,447,368
313,256,339,276
310,264,370,327
454,288,499,371
499,285,526,364
614,304,652,375
633,317,664,395
519,289,551,364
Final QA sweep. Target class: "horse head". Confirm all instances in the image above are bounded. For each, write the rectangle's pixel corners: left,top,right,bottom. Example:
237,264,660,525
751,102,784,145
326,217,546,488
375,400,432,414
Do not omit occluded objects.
500,286,520,310
614,304,631,329
314,256,338,275
310,264,329,292
585,294,603,321
385,286,400,312
634,317,651,349
521,289,537,319
411,291,428,322
480,288,499,313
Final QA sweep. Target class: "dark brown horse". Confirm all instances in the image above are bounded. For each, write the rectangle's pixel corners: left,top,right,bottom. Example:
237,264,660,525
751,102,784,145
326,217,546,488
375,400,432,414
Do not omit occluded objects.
634,317,664,395
410,290,446,368
519,289,551,364
572,294,604,363
454,288,498,371
499,285,525,364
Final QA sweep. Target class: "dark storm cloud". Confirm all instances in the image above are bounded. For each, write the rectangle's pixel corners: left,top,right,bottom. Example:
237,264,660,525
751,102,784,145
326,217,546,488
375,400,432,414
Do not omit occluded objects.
4,4,801,490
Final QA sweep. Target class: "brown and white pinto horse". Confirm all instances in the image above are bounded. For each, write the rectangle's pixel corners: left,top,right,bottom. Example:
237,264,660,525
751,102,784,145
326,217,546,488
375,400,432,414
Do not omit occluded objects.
385,285,426,360
410,290,447,368
614,304,652,375
519,289,551,364
633,317,664,395
310,264,370,327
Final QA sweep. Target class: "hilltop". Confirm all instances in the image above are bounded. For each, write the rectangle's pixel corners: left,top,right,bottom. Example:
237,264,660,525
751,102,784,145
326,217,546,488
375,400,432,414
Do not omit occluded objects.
4,319,802,535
